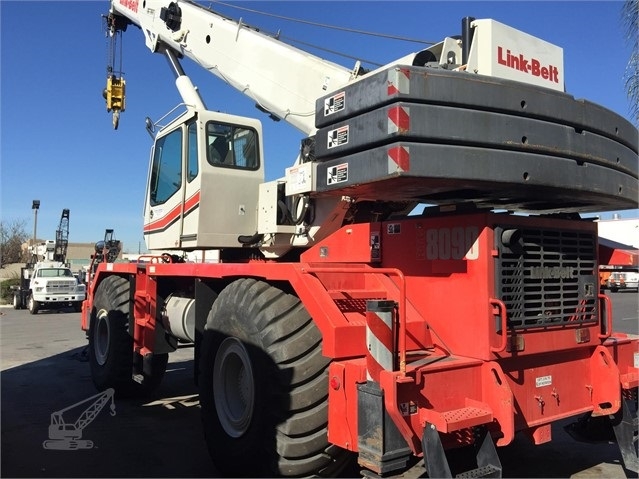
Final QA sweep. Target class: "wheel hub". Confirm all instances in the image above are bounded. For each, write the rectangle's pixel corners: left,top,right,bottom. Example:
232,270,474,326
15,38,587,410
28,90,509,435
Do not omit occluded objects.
213,337,255,438
94,310,111,366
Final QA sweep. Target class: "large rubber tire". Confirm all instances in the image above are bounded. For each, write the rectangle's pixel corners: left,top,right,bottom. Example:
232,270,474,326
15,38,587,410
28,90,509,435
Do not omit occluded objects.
28,295,39,315
199,278,350,477
88,275,168,397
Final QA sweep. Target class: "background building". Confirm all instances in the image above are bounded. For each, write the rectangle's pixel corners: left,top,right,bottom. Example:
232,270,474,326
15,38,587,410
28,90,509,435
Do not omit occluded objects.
597,216,639,248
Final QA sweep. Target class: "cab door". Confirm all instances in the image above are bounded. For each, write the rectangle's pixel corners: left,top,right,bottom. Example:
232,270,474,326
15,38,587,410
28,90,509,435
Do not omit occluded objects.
143,116,199,251
177,121,201,248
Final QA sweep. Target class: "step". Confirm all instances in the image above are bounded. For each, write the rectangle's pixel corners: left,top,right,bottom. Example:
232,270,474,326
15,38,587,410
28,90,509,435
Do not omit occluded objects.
423,401,493,433
456,464,502,478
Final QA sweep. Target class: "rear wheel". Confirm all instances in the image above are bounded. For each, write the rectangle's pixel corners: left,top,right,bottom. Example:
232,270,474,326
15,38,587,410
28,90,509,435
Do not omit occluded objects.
13,293,22,310
88,275,167,396
28,295,39,315
199,278,350,477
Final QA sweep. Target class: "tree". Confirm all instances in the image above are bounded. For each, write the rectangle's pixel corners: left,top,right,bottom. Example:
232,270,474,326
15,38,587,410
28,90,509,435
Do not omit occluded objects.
622,0,638,124
0,219,29,266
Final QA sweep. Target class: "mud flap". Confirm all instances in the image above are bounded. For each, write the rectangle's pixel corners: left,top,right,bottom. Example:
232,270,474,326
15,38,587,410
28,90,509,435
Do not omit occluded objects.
422,424,502,478
565,395,638,474
611,396,639,473
357,381,412,476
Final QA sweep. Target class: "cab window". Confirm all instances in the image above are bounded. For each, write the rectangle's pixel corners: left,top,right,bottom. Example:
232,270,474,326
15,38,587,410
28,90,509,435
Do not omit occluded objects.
187,122,198,182
206,121,259,170
150,128,182,206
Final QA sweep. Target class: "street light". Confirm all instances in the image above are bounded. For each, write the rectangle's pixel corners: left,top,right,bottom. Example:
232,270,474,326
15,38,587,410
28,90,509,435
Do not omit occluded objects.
32,200,40,248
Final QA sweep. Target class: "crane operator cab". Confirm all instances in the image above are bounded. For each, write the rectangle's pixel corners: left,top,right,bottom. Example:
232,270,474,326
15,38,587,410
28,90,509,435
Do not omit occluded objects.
143,109,264,252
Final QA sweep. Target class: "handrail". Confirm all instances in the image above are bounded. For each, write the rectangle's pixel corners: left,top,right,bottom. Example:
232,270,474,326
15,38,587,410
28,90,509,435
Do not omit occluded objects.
597,293,612,340
489,298,508,353
136,253,174,263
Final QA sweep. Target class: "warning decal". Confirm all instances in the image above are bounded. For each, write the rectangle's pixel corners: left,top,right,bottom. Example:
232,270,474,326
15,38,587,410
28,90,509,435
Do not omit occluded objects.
399,401,417,416
535,375,552,388
370,232,380,261
327,163,348,185
387,223,401,235
324,91,345,117
327,125,349,149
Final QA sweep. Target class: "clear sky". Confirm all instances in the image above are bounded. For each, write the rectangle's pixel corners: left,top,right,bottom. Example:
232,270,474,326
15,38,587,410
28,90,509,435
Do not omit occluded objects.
1,1,637,253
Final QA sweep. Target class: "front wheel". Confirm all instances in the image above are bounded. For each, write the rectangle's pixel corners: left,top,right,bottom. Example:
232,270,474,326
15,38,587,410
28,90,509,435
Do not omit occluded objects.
28,295,39,315
88,275,167,397
199,278,350,477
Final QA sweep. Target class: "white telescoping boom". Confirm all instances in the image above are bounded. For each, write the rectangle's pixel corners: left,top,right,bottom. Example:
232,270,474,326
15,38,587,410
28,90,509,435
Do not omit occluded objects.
107,0,357,136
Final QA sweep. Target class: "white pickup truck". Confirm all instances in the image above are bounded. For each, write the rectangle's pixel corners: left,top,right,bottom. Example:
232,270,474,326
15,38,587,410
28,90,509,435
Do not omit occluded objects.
608,271,639,292
13,262,86,314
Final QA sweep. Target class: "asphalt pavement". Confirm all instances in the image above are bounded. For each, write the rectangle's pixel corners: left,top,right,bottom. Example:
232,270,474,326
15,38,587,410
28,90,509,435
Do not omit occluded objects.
0,292,637,478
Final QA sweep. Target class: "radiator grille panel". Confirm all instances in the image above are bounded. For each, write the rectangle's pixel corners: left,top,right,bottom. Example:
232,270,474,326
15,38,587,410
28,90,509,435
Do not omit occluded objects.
496,227,597,330
45,280,76,294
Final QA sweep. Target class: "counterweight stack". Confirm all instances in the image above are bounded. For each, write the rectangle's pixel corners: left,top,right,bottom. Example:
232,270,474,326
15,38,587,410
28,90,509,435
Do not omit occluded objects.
310,66,637,213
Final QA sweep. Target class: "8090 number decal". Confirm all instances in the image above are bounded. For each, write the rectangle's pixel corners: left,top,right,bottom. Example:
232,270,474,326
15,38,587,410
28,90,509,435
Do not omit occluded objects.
425,226,479,260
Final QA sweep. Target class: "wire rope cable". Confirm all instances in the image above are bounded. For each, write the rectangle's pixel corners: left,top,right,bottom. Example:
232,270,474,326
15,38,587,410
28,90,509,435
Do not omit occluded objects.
200,0,437,67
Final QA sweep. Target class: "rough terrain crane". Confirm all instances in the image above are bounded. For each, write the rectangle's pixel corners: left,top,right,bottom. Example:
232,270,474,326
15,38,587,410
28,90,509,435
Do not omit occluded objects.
83,1,639,477
86,228,122,281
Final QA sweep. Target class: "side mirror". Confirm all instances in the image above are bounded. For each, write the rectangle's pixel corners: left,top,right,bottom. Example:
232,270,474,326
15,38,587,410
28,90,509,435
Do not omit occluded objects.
145,117,155,139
